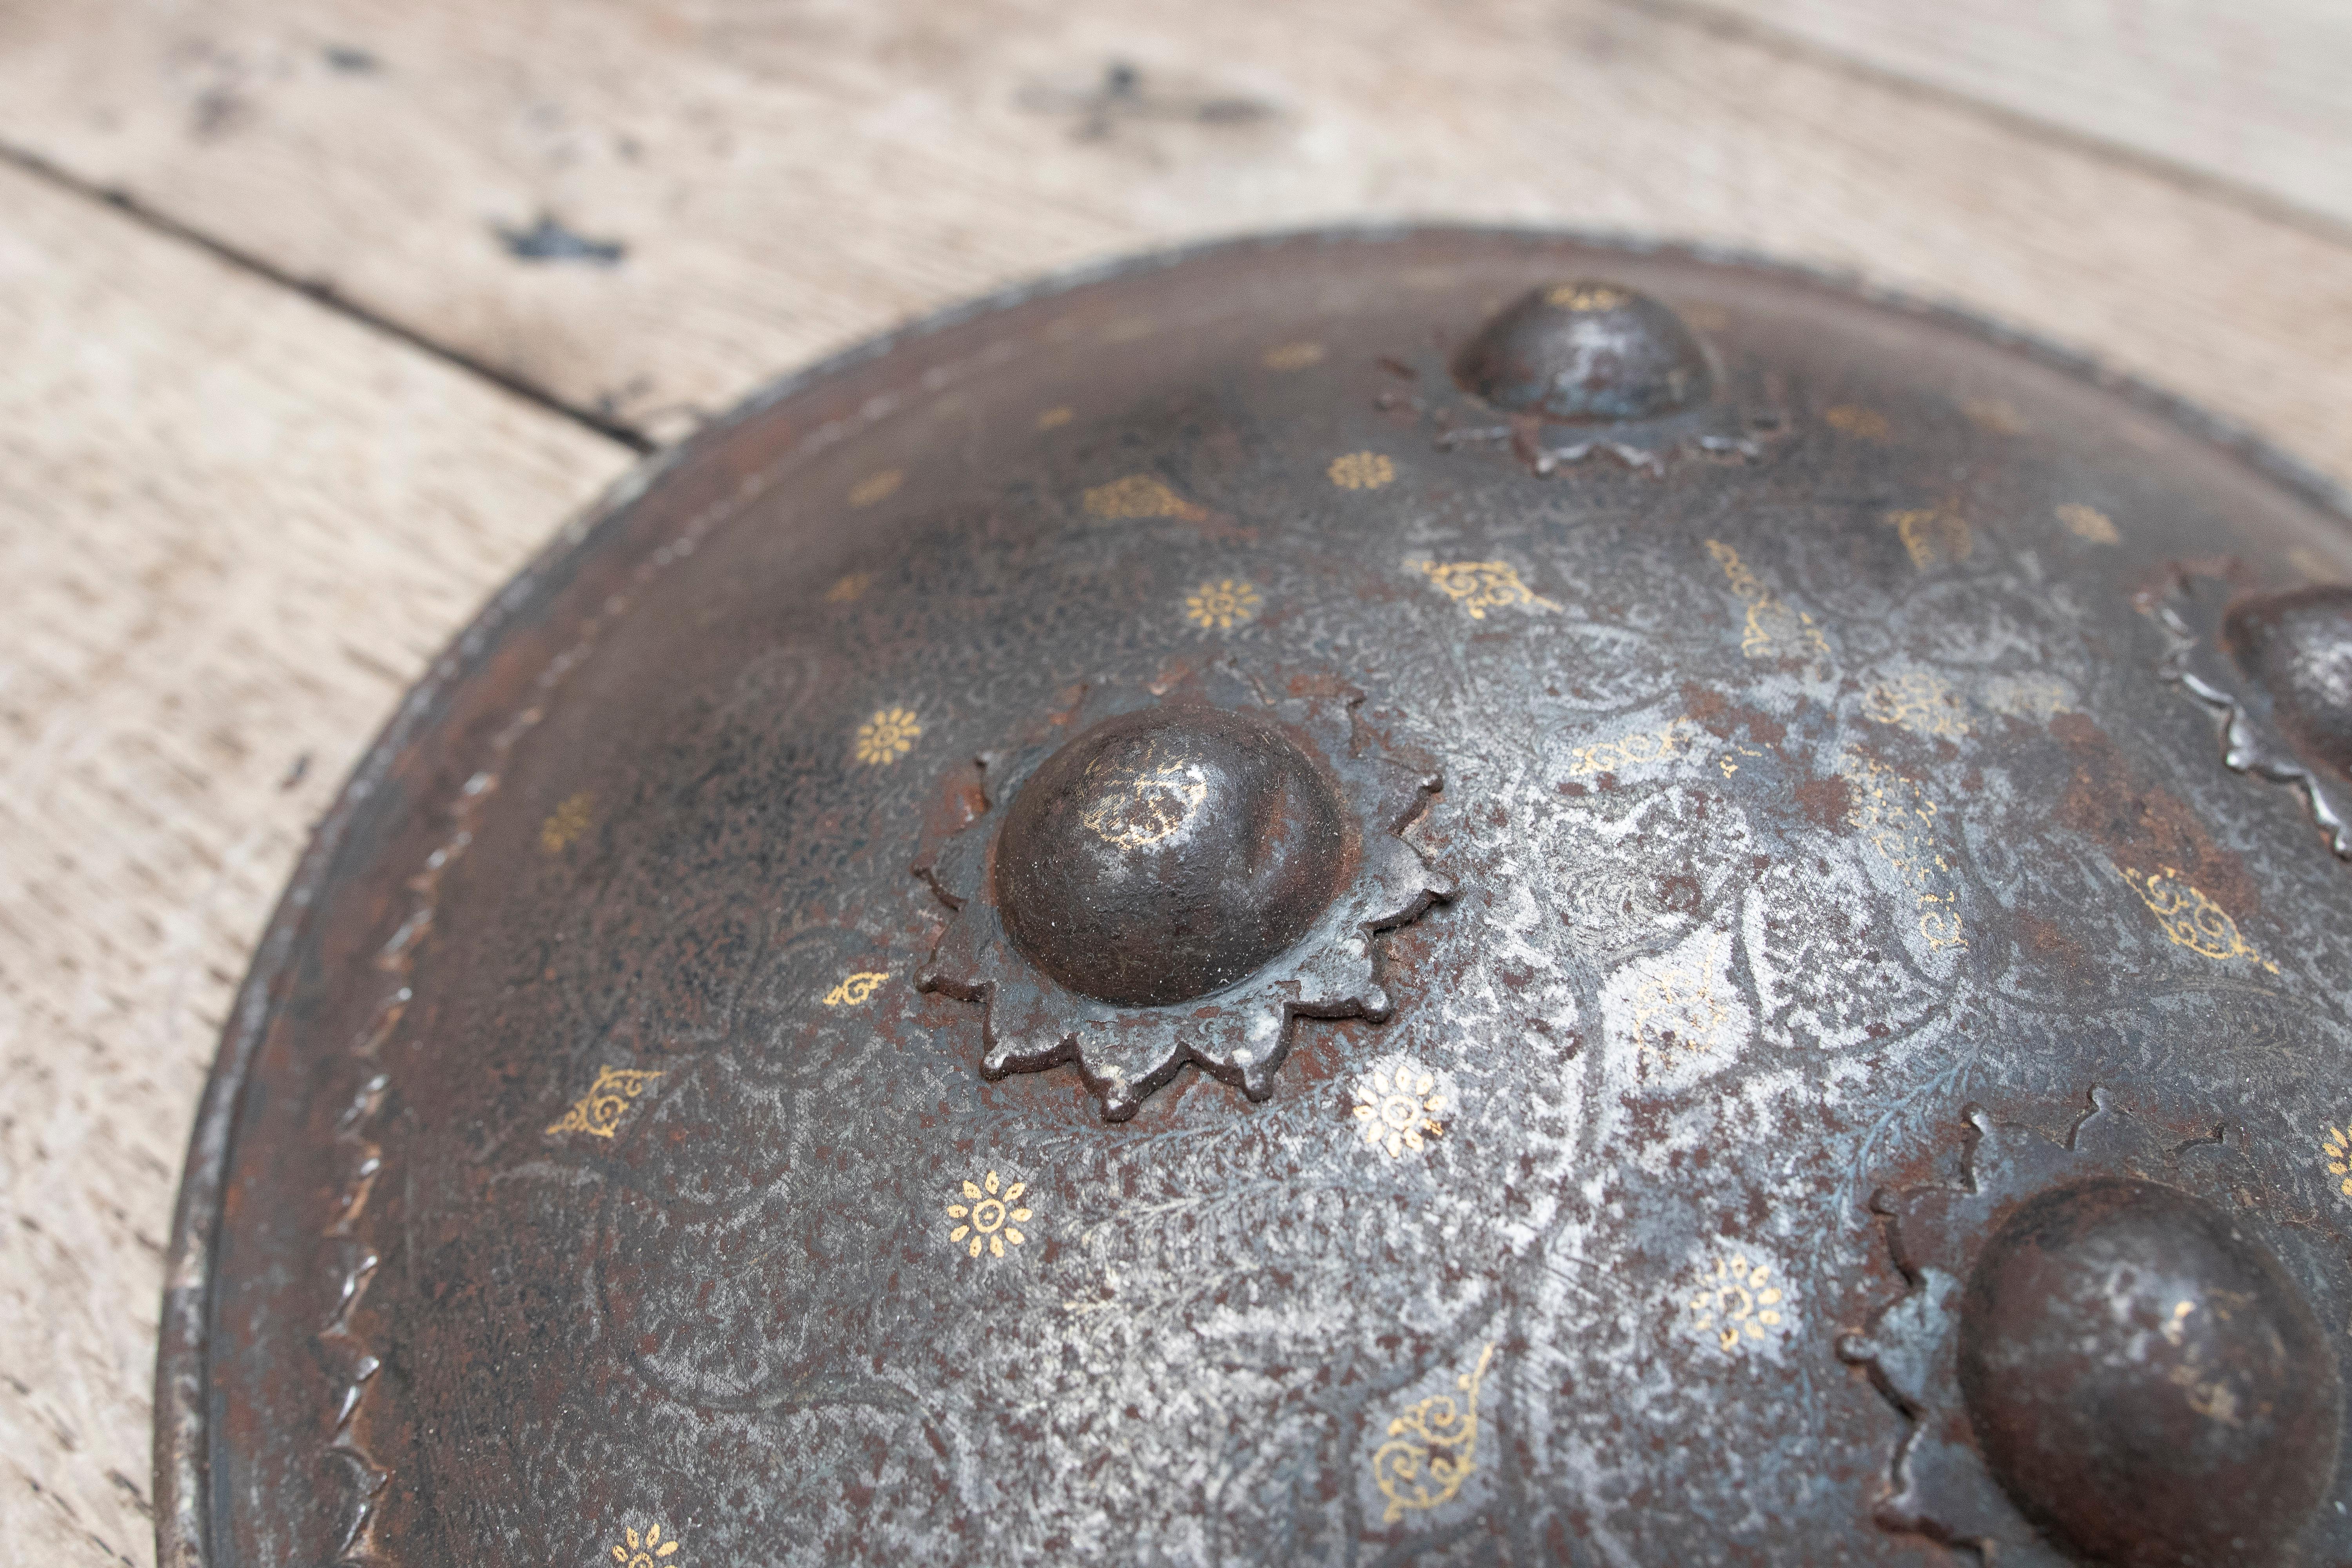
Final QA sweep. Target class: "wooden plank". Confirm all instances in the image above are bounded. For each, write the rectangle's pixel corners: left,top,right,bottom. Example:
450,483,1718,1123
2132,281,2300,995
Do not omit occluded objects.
2,0,2348,485
1676,0,2352,231
0,159,627,1566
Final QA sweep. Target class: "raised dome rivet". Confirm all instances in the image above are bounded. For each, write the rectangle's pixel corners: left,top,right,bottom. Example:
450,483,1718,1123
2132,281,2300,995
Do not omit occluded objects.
2164,575,2352,856
994,705,1351,1007
1957,1176,2341,1568
1453,281,1713,422
2223,584,2352,777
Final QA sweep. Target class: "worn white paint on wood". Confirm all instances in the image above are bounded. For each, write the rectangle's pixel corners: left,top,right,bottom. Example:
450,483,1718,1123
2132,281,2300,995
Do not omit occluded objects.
1,0,2348,483
1682,0,2352,230
0,159,627,1565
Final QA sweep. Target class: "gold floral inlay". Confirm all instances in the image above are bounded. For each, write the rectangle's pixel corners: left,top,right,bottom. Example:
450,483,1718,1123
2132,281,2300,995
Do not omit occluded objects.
540,790,593,854
548,1066,664,1140
1372,1343,1496,1523
1261,341,1326,370
1184,579,1262,631
1706,540,1829,662
609,1523,681,1567
2118,866,2278,973
2324,1127,2352,1198
1884,501,1973,570
1353,1063,1445,1159
848,469,904,508
1327,451,1396,490
2056,503,2120,544
1823,405,1890,441
824,571,874,603
822,972,888,1007
853,707,921,766
947,1170,1031,1259
1545,283,1629,311
1866,670,1969,739
1036,405,1074,430
1414,559,1559,620
1080,742,1208,849
1083,473,1207,522
1688,1254,1784,1352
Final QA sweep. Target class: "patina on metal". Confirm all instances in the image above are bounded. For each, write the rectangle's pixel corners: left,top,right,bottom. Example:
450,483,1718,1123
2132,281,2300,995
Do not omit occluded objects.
160,229,2352,1568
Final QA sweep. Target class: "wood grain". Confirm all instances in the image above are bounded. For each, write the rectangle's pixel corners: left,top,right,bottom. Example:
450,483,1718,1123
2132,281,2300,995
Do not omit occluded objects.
0,159,626,1565
1679,0,2352,232
1,0,2347,483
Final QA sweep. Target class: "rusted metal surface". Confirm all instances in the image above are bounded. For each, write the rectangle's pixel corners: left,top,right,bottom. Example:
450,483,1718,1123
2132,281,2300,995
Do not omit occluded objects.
160,229,2352,1566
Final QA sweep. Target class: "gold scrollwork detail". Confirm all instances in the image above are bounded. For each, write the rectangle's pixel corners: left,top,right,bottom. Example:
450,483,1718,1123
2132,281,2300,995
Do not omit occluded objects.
1823,405,1890,441
1566,717,1695,778
1884,499,1973,570
848,470,904,508
609,1522,681,1566
1083,473,1207,522
1848,755,1967,952
822,972,888,1008
1372,1343,1497,1524
1629,933,1733,1059
1866,670,1969,739
1412,559,1559,620
1706,540,1829,662
2056,503,2119,544
1545,283,1628,311
548,1066,665,1140
2118,866,2278,973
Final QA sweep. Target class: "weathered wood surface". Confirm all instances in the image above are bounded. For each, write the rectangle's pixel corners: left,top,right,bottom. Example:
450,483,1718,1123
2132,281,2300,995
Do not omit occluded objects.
1682,0,2352,232
2,0,2348,478
2,3,2351,1564
0,160,624,1563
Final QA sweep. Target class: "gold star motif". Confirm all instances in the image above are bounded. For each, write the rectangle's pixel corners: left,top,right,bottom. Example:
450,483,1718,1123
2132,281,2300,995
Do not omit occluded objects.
1327,451,1396,490
539,790,593,853
853,707,921,766
1183,579,1262,631
1353,1063,1446,1158
946,1170,1033,1259
1688,1255,1785,1352
610,1522,681,1566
